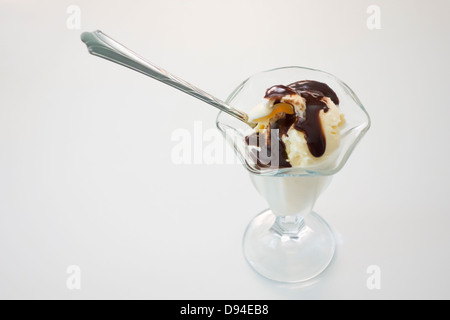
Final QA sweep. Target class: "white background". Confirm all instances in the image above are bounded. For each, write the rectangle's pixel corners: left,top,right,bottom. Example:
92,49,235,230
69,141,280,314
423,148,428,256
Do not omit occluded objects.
1,0,450,299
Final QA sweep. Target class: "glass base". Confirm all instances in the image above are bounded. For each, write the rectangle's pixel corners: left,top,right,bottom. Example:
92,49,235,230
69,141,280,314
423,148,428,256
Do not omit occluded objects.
243,209,336,283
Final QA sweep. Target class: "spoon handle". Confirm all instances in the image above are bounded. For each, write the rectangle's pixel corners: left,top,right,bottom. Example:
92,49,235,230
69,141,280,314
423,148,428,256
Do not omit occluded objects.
81,30,249,124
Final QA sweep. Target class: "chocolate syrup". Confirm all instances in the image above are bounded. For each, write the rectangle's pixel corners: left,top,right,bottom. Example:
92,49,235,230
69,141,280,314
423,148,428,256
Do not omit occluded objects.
288,80,339,105
245,127,291,169
264,85,297,99
245,80,339,168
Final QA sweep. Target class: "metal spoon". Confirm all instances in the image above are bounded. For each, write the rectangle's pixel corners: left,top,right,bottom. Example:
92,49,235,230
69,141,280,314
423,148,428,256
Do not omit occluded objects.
81,30,252,127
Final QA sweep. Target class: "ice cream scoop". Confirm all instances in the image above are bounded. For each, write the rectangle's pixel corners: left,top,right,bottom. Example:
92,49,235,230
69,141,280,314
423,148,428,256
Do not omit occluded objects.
245,80,345,168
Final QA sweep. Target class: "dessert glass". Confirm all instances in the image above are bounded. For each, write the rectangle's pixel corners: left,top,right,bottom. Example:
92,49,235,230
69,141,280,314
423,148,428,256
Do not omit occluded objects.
216,67,370,283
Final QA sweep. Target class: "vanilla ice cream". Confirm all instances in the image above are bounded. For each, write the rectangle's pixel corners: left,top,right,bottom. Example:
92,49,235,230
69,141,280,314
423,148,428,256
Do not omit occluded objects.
245,80,344,169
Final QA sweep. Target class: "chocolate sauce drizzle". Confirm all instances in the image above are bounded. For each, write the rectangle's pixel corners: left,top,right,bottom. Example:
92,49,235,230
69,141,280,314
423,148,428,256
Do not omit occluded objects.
246,80,339,168
264,85,297,99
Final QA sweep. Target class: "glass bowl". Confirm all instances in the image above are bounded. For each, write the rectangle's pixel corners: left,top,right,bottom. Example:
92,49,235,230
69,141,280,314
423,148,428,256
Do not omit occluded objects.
216,66,370,283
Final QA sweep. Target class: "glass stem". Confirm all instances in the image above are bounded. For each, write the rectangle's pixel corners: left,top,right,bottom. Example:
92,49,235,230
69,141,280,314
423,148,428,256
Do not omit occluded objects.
270,215,305,238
